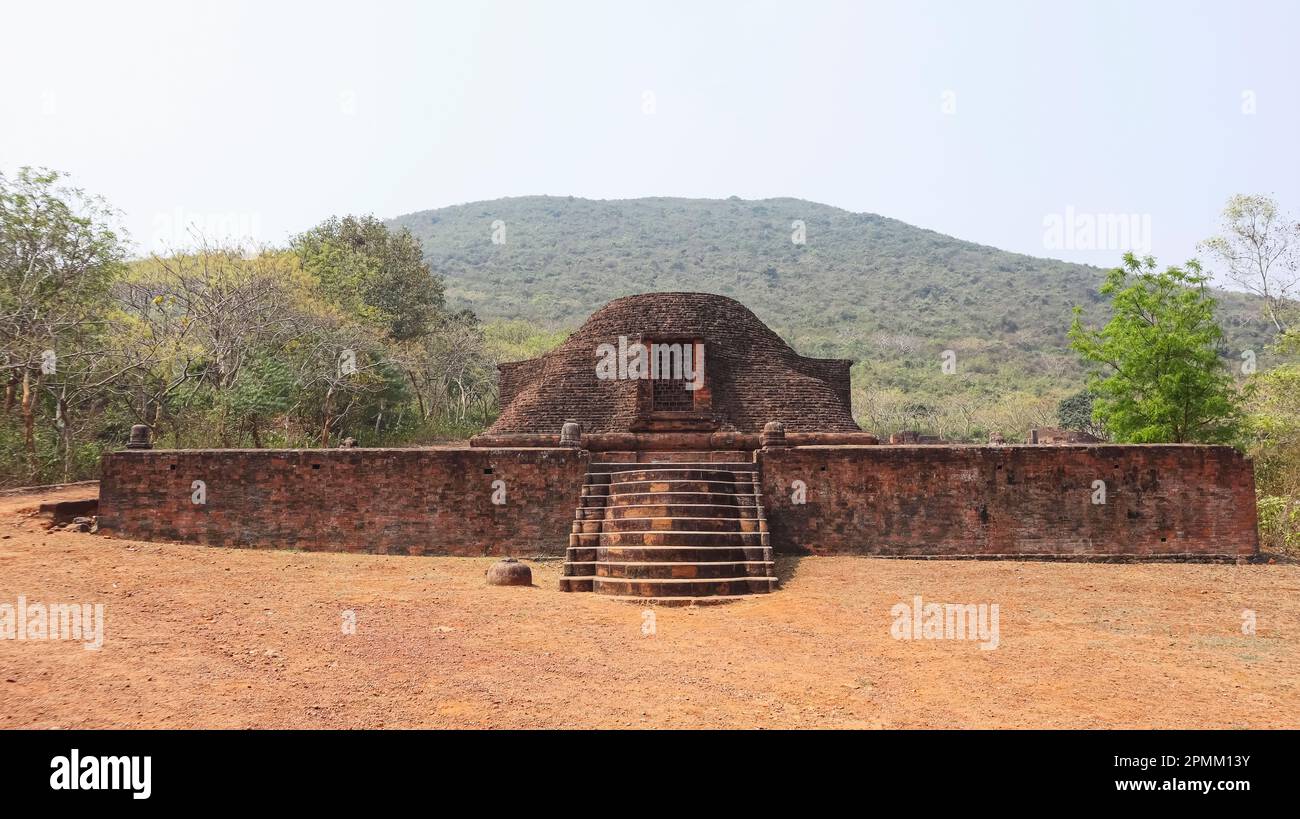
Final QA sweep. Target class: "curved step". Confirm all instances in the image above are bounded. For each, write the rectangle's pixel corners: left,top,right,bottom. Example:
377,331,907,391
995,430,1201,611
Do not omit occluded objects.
606,504,763,519
597,516,764,533
566,545,597,562
593,576,777,597
597,545,773,562
588,460,754,473
608,491,757,507
599,530,765,548
595,560,775,579
608,468,756,484
605,479,754,494
559,577,593,592
573,529,770,547
564,560,596,576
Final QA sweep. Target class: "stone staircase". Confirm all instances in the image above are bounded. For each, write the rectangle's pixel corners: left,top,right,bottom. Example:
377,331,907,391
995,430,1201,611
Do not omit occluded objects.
559,451,776,602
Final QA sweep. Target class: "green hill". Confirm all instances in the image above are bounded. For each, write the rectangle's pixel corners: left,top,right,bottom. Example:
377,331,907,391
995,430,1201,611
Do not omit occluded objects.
388,196,1277,438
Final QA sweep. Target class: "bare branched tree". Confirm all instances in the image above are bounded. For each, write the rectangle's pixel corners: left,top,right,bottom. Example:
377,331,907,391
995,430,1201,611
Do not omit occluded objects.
119,243,311,444
1201,194,1300,335
1,168,124,476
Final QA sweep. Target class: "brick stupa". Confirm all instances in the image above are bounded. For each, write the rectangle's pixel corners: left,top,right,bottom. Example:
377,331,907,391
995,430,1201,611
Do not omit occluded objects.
488,292,859,436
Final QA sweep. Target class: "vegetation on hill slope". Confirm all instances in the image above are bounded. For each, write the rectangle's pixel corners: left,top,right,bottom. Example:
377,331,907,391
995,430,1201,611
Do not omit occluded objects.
390,196,1278,440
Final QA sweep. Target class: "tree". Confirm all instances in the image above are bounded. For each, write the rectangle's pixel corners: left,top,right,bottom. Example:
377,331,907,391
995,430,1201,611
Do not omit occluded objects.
224,353,297,448
1200,194,1300,334
0,168,125,475
36,327,151,481
1056,389,1105,438
289,320,391,447
1069,254,1242,444
119,246,315,444
394,309,496,428
1241,329,1300,554
292,215,444,341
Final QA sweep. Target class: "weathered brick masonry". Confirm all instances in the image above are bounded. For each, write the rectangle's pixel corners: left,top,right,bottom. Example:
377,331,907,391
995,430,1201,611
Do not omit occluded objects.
489,292,858,434
89,292,1262,597
98,447,588,556
97,442,1258,561
759,445,1258,559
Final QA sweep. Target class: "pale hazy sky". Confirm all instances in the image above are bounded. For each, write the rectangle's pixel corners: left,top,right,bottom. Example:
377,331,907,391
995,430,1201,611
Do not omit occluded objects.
2,0,1297,278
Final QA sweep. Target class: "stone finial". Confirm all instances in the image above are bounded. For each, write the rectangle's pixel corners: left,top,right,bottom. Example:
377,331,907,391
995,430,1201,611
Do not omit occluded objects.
486,558,532,586
126,424,153,450
760,420,788,448
560,419,583,448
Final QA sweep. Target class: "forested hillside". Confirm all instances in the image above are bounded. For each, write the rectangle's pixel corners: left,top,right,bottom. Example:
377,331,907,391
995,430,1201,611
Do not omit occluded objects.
5,174,1289,513
390,196,1276,438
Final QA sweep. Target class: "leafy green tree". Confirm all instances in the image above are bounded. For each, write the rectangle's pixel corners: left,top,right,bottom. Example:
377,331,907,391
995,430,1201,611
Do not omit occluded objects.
224,353,298,448
1056,389,1104,437
1056,390,1091,429
0,167,125,475
1069,254,1242,444
1244,330,1300,553
292,215,444,341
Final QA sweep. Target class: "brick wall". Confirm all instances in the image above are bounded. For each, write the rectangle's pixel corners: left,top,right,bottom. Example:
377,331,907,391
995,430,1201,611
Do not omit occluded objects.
98,444,1259,561
98,447,588,557
760,445,1258,559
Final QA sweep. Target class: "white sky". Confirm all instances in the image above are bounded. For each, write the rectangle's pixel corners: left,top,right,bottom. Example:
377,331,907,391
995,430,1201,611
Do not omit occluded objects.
2,0,1297,280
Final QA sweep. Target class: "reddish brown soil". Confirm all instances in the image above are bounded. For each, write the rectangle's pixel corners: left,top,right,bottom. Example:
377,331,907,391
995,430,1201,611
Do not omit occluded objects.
1,487,1296,729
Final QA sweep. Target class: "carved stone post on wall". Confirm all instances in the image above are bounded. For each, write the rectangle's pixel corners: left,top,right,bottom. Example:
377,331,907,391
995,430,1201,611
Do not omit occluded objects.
560,419,583,448
760,420,788,448
126,424,153,450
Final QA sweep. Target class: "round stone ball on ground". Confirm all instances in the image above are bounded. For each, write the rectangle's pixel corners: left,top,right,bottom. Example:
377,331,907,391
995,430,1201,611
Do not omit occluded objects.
486,558,532,586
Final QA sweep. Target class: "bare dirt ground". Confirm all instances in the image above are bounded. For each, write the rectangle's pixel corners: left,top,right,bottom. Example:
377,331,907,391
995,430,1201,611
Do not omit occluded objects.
2,486,1297,729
